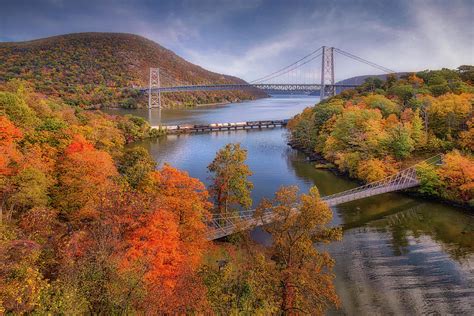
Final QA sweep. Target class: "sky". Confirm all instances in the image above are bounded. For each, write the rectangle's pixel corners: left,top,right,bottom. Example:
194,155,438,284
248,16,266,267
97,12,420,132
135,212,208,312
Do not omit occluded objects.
1,0,473,81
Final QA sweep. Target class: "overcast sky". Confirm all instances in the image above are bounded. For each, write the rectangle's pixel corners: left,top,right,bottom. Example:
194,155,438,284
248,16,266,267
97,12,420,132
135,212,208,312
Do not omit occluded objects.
1,0,473,81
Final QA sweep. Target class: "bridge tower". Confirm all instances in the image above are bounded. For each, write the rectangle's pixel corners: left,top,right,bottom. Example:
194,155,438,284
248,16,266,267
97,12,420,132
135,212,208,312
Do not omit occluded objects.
320,46,335,100
148,68,161,109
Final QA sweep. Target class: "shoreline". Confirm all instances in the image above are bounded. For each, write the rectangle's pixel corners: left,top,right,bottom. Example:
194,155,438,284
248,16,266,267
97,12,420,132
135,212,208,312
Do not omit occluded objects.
288,142,472,211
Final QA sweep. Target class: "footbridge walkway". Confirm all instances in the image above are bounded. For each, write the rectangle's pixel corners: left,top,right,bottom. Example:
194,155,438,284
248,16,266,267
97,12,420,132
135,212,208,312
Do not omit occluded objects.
206,155,442,240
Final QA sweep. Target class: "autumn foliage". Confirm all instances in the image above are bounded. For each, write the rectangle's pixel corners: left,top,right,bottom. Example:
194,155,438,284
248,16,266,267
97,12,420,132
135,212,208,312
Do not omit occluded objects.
0,83,214,313
56,135,118,221
0,32,263,108
288,68,474,205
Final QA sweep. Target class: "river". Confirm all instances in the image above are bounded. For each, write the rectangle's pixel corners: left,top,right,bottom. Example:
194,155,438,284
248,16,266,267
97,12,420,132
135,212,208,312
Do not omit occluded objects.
104,96,474,315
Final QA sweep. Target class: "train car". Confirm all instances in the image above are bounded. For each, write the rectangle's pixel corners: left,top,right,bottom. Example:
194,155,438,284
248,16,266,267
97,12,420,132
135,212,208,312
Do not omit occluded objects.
246,121,259,125
194,124,210,129
235,122,247,126
178,124,194,130
165,125,179,130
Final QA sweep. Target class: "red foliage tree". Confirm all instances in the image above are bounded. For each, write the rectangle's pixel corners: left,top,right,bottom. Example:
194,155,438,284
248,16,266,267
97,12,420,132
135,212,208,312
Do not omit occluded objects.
0,116,23,176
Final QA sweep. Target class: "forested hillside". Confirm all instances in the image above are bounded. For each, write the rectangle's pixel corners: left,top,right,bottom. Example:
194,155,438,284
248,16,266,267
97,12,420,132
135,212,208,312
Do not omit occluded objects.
0,80,339,314
288,66,474,206
0,33,263,108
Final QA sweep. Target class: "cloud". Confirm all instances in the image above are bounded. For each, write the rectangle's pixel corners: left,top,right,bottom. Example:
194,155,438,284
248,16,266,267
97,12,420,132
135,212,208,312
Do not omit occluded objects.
1,0,473,81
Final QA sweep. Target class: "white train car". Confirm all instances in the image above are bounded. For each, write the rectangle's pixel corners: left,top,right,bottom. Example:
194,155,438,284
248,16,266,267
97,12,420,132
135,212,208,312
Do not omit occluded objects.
165,125,179,130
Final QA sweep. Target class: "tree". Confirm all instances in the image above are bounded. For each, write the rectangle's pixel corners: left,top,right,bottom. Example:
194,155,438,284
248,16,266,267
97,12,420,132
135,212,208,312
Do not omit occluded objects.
0,90,39,129
121,208,209,313
362,94,400,117
386,124,415,160
199,246,278,314
0,240,49,314
208,143,253,216
385,73,397,89
254,186,342,315
416,162,442,197
407,73,424,87
0,116,23,223
438,151,474,203
409,109,425,148
0,116,23,176
10,167,51,212
458,119,474,151
55,135,118,222
150,164,212,267
388,84,414,105
426,93,472,138
117,146,156,189
357,157,398,182
324,106,386,159
458,65,474,83
312,99,344,131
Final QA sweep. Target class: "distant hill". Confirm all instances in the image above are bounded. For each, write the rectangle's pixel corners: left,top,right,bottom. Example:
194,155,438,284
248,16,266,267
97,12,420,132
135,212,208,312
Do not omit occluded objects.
336,73,408,86
305,73,408,96
0,32,264,108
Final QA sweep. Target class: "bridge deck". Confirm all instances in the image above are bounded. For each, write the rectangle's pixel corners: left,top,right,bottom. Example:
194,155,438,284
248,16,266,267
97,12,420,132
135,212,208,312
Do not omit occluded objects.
141,83,358,93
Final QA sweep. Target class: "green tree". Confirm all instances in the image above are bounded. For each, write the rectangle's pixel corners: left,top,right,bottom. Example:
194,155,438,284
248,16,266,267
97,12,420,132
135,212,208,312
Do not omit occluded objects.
458,65,474,83
387,124,415,159
117,147,156,189
0,91,39,129
312,99,344,131
208,143,253,216
362,94,400,117
10,167,51,212
416,162,442,196
388,84,414,105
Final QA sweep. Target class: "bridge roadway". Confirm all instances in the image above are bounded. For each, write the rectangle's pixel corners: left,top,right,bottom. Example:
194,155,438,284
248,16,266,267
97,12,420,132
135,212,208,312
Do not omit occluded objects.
141,83,358,94
152,119,289,134
206,155,442,240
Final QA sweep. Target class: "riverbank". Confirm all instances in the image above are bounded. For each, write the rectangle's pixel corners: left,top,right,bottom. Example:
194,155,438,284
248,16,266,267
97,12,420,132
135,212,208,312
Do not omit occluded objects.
288,141,473,211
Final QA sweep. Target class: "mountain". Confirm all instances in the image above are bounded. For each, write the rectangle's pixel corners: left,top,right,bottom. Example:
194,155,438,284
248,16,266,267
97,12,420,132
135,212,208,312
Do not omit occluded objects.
0,32,264,108
336,73,408,86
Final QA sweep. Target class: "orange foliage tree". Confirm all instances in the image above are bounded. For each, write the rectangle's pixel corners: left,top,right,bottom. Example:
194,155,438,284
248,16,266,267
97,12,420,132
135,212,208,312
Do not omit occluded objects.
149,164,211,267
121,208,209,313
119,164,212,313
439,151,474,202
0,116,23,223
55,135,118,222
0,116,23,176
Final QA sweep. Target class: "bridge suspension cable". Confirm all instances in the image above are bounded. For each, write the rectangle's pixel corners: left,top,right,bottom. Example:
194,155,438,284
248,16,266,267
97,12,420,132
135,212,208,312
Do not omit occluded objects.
254,52,323,84
250,46,322,83
334,48,395,73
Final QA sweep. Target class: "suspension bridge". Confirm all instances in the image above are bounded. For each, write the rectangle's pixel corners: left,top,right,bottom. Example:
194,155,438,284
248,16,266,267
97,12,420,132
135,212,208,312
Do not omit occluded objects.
145,46,395,108
206,155,442,241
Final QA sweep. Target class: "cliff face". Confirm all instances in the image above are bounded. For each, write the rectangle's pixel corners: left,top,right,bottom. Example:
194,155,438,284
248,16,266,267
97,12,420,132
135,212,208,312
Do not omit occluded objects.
0,32,264,108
